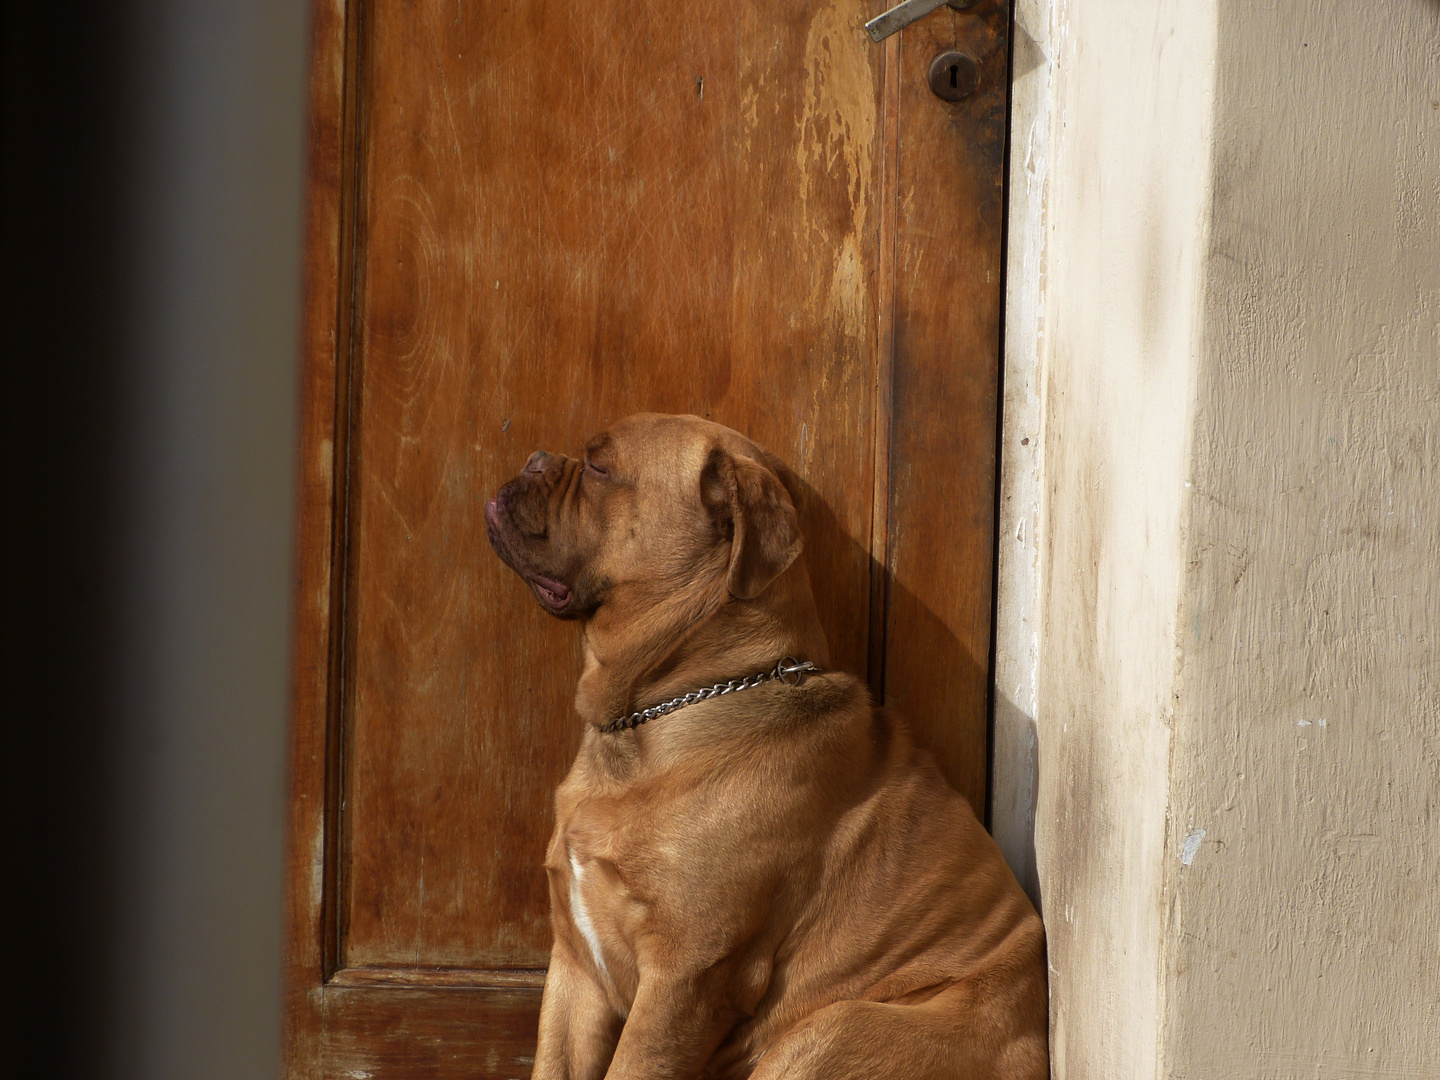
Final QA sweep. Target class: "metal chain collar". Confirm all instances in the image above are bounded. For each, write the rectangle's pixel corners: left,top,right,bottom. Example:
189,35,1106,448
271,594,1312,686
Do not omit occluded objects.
598,657,821,734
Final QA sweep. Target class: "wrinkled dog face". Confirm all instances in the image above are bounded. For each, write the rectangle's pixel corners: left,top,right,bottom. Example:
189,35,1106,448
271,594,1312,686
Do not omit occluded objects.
484,413,801,620
485,414,723,619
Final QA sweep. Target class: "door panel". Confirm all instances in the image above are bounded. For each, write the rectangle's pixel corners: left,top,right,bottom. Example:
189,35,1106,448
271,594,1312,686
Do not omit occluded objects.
342,0,882,976
883,8,1010,806
287,0,1009,1074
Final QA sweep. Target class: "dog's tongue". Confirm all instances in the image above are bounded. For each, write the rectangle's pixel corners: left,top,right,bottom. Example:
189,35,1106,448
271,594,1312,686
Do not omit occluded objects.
527,570,572,610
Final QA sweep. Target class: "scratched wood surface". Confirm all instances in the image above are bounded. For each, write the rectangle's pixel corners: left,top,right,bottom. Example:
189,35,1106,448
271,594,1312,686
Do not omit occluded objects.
883,0,1009,812
285,0,1010,1074
342,0,883,973
316,987,542,1079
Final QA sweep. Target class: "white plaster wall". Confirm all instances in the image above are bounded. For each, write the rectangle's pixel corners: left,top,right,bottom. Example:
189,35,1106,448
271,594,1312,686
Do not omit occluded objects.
994,0,1440,1075
1162,2,1440,1075
991,0,1055,909
1025,2,1218,1074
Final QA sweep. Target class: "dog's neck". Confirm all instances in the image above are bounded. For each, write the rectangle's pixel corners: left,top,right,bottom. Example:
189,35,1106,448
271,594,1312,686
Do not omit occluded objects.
573,561,829,728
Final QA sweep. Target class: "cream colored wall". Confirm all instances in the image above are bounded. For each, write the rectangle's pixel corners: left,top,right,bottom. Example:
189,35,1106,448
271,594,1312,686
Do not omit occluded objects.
991,0,1053,909
1163,1,1440,1073
993,0,1440,1075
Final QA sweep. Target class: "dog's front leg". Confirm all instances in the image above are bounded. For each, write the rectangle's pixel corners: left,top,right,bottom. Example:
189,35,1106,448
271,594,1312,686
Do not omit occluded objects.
601,972,735,1080
533,938,622,1080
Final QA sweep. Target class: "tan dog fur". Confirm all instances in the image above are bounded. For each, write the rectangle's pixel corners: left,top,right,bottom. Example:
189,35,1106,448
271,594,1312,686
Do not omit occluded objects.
485,414,1048,1080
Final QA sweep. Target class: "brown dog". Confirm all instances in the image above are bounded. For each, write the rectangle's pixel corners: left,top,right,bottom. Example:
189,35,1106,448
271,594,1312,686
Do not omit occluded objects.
485,414,1048,1079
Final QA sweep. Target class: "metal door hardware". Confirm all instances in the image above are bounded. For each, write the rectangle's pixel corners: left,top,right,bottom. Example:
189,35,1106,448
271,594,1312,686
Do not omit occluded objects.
927,50,979,101
865,0,977,44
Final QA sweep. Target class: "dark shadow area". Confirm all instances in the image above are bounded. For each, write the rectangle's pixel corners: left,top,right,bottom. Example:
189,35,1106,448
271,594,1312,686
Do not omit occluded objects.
3,2,305,1077
3,1,128,1073
1008,8,1047,84
991,695,1042,910
791,476,990,812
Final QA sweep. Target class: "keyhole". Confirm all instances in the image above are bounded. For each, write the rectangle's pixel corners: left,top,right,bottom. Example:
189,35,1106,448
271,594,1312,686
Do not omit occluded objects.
927,50,978,102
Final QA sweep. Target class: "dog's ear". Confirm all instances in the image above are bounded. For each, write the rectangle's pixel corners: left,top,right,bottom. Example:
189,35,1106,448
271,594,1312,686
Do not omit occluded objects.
700,446,803,600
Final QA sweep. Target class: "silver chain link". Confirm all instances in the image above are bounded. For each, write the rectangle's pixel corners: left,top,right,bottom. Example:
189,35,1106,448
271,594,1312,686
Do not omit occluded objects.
599,657,820,734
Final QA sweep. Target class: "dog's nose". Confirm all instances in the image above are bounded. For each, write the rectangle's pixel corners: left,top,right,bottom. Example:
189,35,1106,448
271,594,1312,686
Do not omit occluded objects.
524,451,556,475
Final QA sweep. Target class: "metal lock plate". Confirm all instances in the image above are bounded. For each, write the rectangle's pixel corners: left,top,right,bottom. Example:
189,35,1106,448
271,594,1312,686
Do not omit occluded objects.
927,51,979,101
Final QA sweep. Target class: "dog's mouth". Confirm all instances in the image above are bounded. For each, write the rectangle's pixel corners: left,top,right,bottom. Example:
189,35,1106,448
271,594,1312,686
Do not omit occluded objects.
485,496,573,614
521,568,572,613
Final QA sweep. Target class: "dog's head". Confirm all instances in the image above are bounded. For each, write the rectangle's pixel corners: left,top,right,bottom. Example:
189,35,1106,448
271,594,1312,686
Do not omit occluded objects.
484,413,804,622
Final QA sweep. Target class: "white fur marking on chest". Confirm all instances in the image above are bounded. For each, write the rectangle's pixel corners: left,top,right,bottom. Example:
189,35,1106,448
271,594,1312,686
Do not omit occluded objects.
568,849,611,983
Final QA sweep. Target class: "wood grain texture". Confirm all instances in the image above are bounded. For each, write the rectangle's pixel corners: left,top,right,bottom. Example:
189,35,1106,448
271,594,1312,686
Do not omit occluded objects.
285,0,351,1070
341,0,884,973
884,0,1009,811
285,0,1010,1074
315,986,542,1079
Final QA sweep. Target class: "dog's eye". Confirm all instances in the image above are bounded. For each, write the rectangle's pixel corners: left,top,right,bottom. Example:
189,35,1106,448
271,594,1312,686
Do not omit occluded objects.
585,458,609,480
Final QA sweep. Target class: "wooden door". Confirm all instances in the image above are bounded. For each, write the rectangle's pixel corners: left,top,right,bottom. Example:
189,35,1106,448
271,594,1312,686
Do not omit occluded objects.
285,0,1010,1075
